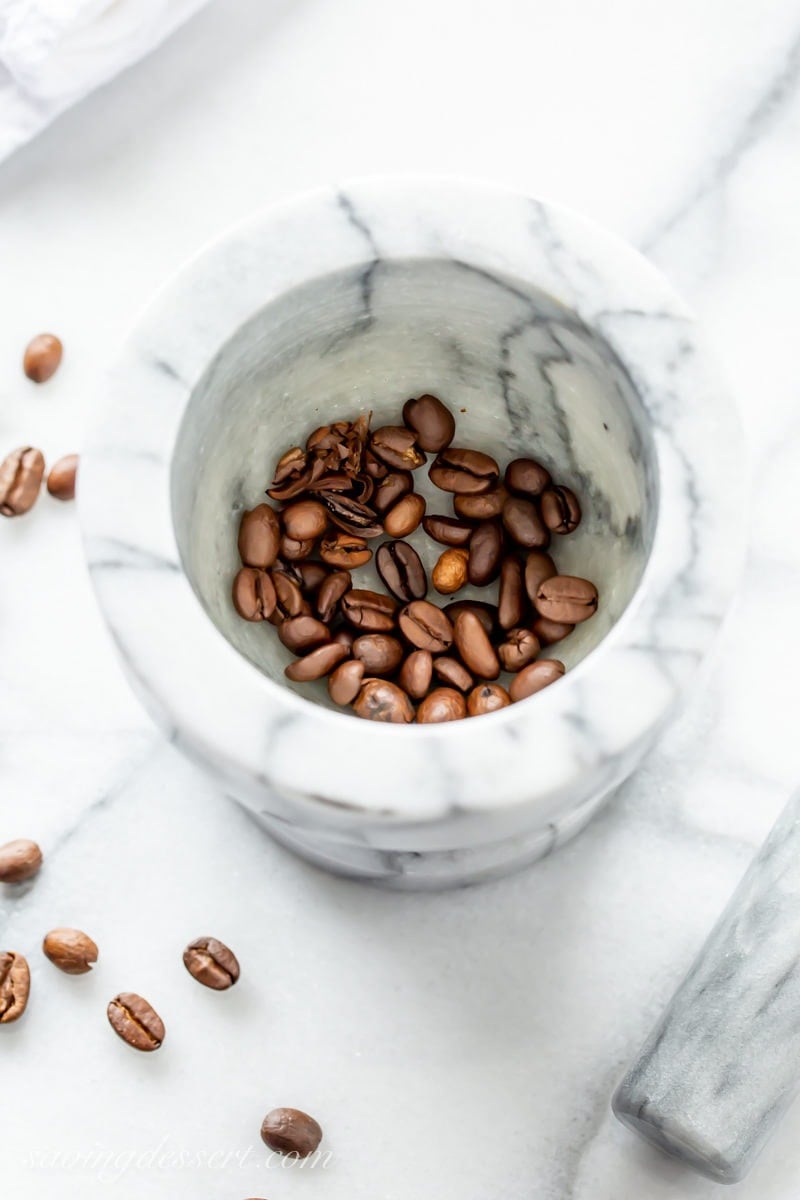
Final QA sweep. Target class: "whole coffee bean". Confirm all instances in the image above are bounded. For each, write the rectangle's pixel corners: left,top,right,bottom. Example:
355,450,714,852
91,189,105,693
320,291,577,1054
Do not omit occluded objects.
502,497,549,549
402,393,456,452
341,589,397,631
468,520,504,586
270,571,311,623
282,499,328,541
505,458,551,497
443,600,498,638
317,570,352,622
533,615,574,645
23,333,62,383
453,610,500,680
453,486,508,520
432,548,469,595
535,576,598,623
417,688,467,723
376,541,427,603
238,504,281,569
540,485,582,534
320,532,372,568
0,446,45,517
278,615,331,654
398,649,433,700
398,600,454,652
509,658,566,701
498,556,525,630
46,453,78,501
467,683,511,716
353,634,404,675
429,448,499,494
107,992,165,1052
383,492,426,538
260,1107,323,1158
322,493,383,538
353,679,415,723
296,561,329,593
524,550,557,604
0,838,43,883
370,426,426,470
373,471,413,514
497,627,541,672
433,656,473,692
422,515,474,547
183,936,240,990
331,627,356,651
328,659,365,705
285,642,349,682
0,952,30,1023
280,534,315,561
43,928,98,975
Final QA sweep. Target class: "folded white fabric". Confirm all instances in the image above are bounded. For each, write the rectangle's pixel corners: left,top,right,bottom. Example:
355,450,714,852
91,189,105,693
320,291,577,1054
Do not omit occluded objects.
0,0,212,163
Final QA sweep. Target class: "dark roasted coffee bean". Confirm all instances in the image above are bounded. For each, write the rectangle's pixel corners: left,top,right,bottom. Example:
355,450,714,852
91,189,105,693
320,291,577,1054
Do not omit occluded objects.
23,333,62,383
341,589,397,631
524,550,557,604
320,532,372,568
468,520,504,586
497,627,541,672
280,534,315,561
533,615,574,645
376,541,427,602
498,556,525,630
270,572,311,622
0,447,45,517
353,679,415,723
429,447,499,494
453,610,500,680
364,449,389,479
47,454,78,501
443,600,498,638
417,688,467,723
331,627,356,651
183,936,240,990
278,615,331,654
328,659,365,705
383,492,426,538
0,838,43,883
296,561,329,593
370,426,426,470
505,458,551,497
43,928,98,975
402,393,456,452
0,952,30,1023
453,486,508,520
317,570,352,622
398,600,454,652
540,485,581,534
502,497,549,548
509,659,565,701
398,649,433,700
467,684,511,716
285,642,349,682
422,514,474,547
238,504,281,569
373,471,413,514
107,992,165,1051
261,1107,323,1158
322,493,383,538
433,656,473,692
282,499,328,541
353,634,404,675
432,548,469,595
535,576,598,623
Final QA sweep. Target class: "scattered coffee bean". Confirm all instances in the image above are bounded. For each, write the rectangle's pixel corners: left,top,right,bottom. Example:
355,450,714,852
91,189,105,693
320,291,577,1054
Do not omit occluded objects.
468,520,504,586
285,642,349,682
398,600,454,652
280,534,315,561
353,679,415,723
376,541,427,602
341,589,397,631
398,649,433,700
417,687,467,723
453,486,508,520
312,570,349,624
238,505,280,569
533,615,574,645
0,838,43,883
524,550,558,604
370,426,426,470
540,485,581,534
260,1107,323,1158
402,393,456,452
107,992,165,1052
352,634,404,675
23,333,63,383
498,556,525,630
443,600,498,638
502,497,550,549
281,499,328,541
43,928,98,975
0,952,30,1023
183,936,240,990
46,453,78,501
328,659,365,705
322,493,383,538
0,447,45,517
232,568,276,621
498,628,541,672
296,560,329,592
432,548,469,595
535,576,598,624
433,656,473,691
422,514,474,547
383,492,426,538
319,532,372,568
429,447,499,494
270,572,311,623
509,658,566,701
453,610,500,680
373,470,412,514
278,615,331,654
505,458,551,497
467,683,511,715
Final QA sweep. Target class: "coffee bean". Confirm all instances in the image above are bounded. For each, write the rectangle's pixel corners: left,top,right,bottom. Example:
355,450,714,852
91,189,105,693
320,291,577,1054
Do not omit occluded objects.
320,532,372,568
509,659,565,701
453,610,500,680
322,494,383,538
0,447,45,517
332,627,355,650
46,453,78,501
328,659,365,705
498,556,525,630
260,1107,323,1158
373,471,413,514
533,615,574,645
341,589,398,631
296,561,329,593
453,486,508,520
0,952,30,1023
429,448,499,494
432,548,469,595
285,642,349,682
280,534,315,561
502,497,550,549
540,485,581,534
383,492,426,538
422,515,474,547
370,426,426,470
270,572,311,623
505,458,551,497
467,684,511,716
398,649,433,700
417,688,467,723
353,634,404,675
183,936,240,990
364,449,389,479
107,992,165,1052
238,504,281,569
402,393,456,452
535,576,598,623
353,679,415,723
271,446,307,487
398,600,454,652
468,520,504,586
0,838,43,883
497,628,541,672
278,615,331,654
43,928,98,975
317,570,352,622
524,550,557,603
433,657,473,691
282,499,328,541
376,541,427,602
23,333,62,383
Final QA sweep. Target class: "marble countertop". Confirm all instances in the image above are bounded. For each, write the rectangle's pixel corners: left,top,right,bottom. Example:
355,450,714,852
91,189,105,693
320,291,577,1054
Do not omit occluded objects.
2,0,800,1195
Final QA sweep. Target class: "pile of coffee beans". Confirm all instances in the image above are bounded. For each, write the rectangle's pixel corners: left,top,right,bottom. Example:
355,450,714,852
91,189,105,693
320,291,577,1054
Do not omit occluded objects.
233,394,599,722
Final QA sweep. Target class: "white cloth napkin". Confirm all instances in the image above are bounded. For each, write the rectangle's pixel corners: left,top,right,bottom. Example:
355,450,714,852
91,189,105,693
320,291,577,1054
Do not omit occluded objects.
0,0,211,162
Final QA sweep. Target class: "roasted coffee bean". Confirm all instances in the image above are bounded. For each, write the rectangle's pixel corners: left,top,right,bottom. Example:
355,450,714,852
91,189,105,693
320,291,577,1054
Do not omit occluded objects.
353,634,404,675
282,499,328,541
0,838,43,883
305,472,352,495
497,627,541,672
364,449,389,479
320,532,372,568
502,497,549,549
353,679,415,723
468,520,504,586
533,615,574,645
453,486,508,520
317,570,352,622
280,534,315,561
398,649,433,700
322,494,383,538
23,333,62,383
509,659,565,701
433,656,473,692
370,426,426,470
535,576,598,624
383,492,426,538
402,393,456,452
417,688,467,723
0,447,45,517
331,627,356,651
443,600,498,638
183,936,240,990
373,471,413,514
238,504,281,569
285,642,349,682
278,615,331,654
43,928,98,975
429,447,499,494
46,453,78,501
422,515,474,547
505,458,551,497
328,659,365,705
0,952,30,1023
296,561,329,593
432,548,469,595
467,683,511,716
498,556,525,630
453,610,500,680
260,1108,323,1158
540,485,581,534
341,589,398,632
524,550,557,604
376,541,427,603
107,992,165,1052
268,466,318,501
398,600,454,652
270,572,311,622
271,446,307,487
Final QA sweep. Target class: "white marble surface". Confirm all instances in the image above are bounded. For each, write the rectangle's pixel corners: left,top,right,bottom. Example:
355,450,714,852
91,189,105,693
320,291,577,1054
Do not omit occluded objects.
1,0,799,1194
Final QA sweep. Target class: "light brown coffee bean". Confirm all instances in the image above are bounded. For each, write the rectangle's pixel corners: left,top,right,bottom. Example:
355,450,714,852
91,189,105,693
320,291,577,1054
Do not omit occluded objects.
433,657,473,691
0,952,30,1023
509,659,566,701
498,628,541,672
498,556,525,630
281,499,328,541
260,1107,323,1158
398,649,433,700
524,550,558,603
370,426,426,470
402,394,456,452
285,642,349,682
540,485,581,534
432,548,469,595
296,561,329,593
183,936,240,990
535,576,598,623
328,659,365,705
232,568,277,621
429,448,499,494
468,520,504,586
107,992,165,1051
317,570,352,622
23,333,62,383
373,470,413,514
278,615,331,654
398,600,454,652
443,600,498,638
467,684,511,716
270,572,311,623
43,928,98,975
453,486,508,520
376,541,427,603
238,504,281,569
319,532,372,568
502,497,550,549
280,534,315,561
383,492,426,538
422,515,474,547
0,838,43,883
353,634,404,675
505,458,551,497
321,493,383,538
46,454,78,501
533,615,574,645
453,610,500,680
0,447,45,517
353,679,415,723
417,688,467,723
341,589,398,632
